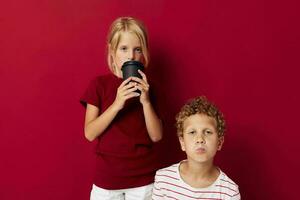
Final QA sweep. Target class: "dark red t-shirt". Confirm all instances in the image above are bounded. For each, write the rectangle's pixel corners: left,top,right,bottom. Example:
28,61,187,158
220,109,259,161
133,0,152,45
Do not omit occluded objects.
80,73,159,189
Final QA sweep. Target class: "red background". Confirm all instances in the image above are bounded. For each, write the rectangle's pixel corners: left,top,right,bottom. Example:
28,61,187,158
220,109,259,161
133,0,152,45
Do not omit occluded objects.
1,0,299,199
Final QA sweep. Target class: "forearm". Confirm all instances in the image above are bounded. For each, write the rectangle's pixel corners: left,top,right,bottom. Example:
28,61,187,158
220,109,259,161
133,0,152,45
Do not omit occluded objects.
142,102,163,142
85,104,119,141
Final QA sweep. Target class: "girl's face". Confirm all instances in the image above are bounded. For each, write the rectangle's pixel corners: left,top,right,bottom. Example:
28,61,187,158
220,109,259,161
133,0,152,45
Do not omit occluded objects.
111,31,144,77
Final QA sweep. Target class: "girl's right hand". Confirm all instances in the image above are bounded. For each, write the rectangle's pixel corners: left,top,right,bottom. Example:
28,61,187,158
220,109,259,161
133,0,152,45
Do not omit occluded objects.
112,77,140,111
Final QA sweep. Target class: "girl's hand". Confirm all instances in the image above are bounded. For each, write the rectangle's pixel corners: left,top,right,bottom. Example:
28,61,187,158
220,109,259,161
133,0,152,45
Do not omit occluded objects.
112,77,140,111
131,70,150,105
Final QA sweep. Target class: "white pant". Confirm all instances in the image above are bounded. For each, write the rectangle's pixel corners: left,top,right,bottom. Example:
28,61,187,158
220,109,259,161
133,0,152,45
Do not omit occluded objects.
90,183,153,200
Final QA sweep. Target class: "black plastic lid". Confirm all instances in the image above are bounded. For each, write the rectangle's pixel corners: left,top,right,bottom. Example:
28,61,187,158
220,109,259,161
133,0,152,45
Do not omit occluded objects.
121,61,144,70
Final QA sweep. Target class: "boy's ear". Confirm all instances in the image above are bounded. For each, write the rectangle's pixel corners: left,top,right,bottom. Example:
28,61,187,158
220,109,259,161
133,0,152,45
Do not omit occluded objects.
217,136,224,151
179,136,186,151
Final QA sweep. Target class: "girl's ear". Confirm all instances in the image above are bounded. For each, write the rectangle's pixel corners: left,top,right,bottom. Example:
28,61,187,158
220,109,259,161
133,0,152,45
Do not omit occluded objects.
108,44,116,68
108,44,114,56
179,136,186,152
217,136,224,151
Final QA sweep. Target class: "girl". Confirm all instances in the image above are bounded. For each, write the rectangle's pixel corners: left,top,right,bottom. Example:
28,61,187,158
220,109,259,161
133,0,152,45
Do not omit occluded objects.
80,17,163,200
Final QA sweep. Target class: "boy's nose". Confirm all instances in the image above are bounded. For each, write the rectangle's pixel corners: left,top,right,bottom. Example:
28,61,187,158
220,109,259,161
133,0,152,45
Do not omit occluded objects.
196,135,205,144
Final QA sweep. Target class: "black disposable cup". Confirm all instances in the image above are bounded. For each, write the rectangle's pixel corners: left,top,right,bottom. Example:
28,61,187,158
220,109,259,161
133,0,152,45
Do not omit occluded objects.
121,61,144,94
121,61,144,80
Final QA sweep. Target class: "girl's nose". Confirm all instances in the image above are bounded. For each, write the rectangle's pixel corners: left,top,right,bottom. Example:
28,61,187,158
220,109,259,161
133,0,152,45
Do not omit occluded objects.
127,51,134,60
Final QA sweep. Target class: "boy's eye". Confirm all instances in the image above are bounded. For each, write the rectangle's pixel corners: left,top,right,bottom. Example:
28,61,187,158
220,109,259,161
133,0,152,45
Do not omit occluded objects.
188,130,196,135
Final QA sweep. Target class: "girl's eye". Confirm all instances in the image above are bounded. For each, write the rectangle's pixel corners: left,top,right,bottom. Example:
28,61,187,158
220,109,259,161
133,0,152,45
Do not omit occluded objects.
204,130,212,135
135,48,142,53
120,46,127,51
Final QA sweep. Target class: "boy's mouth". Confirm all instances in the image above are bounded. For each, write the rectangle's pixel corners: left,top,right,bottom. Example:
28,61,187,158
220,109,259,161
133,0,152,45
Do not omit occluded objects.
195,147,206,153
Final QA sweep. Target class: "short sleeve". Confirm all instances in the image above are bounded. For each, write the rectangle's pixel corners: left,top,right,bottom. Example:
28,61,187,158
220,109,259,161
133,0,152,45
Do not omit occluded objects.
152,171,164,200
80,78,101,108
231,187,241,200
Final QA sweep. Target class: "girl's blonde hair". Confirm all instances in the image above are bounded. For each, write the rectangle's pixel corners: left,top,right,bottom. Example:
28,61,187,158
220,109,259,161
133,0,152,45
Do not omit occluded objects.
107,17,150,73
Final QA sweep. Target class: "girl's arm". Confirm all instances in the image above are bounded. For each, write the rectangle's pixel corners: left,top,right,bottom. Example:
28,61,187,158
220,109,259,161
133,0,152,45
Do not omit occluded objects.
132,71,163,142
84,78,139,141
142,102,163,142
84,103,119,141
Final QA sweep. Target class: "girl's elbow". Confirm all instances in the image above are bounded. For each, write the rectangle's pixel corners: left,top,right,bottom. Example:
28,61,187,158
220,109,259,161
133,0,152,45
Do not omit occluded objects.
85,135,95,142
84,129,96,142
150,124,163,142
151,134,163,142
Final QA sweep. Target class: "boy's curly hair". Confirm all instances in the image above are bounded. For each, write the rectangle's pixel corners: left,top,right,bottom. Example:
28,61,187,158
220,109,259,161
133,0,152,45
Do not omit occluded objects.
175,96,225,137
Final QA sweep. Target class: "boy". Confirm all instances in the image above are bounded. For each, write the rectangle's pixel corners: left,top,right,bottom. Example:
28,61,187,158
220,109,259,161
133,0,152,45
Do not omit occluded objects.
152,96,240,199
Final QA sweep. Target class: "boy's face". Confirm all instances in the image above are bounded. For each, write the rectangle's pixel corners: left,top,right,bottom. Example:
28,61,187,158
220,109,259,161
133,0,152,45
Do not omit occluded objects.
179,113,224,164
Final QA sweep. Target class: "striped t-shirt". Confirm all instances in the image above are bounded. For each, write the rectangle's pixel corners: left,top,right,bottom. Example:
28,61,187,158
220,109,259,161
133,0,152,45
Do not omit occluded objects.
152,162,240,200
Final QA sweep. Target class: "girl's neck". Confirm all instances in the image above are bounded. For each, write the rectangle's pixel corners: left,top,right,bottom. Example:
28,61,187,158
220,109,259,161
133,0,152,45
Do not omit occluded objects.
113,69,122,78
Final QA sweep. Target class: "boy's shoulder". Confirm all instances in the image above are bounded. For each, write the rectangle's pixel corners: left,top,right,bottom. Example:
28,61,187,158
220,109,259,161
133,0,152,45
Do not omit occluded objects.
157,163,179,172
219,170,239,186
218,169,240,195
155,163,180,181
